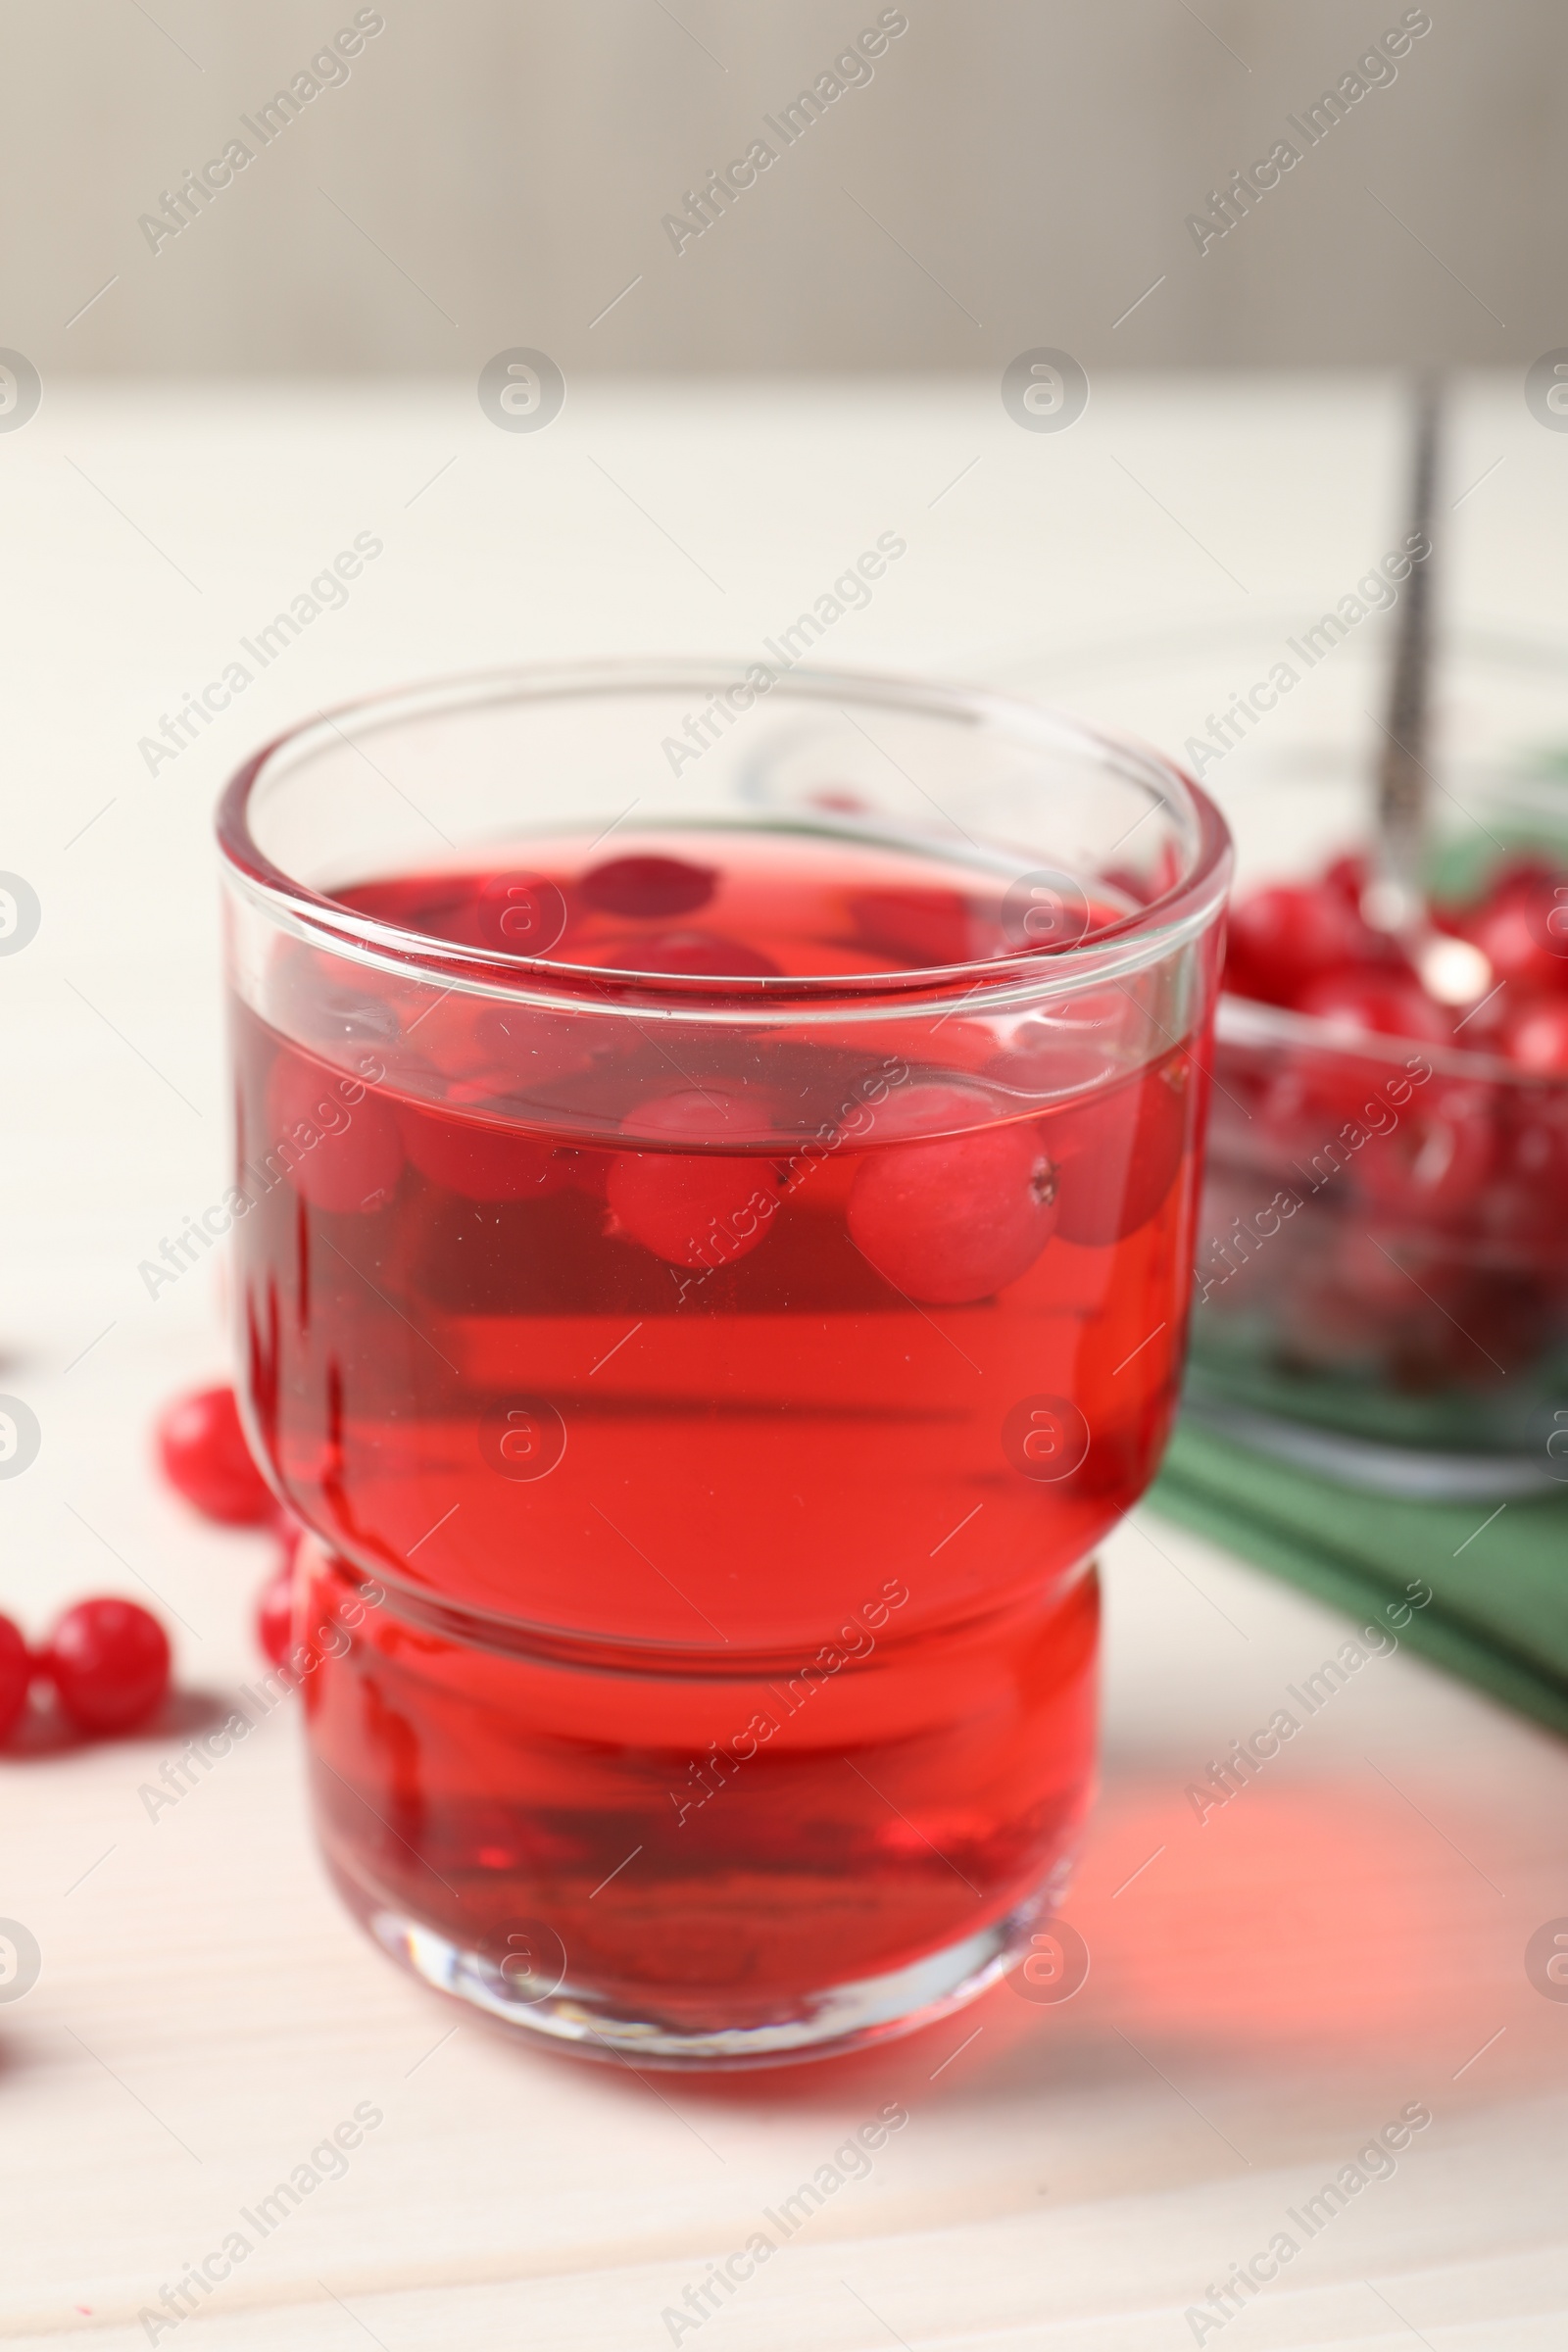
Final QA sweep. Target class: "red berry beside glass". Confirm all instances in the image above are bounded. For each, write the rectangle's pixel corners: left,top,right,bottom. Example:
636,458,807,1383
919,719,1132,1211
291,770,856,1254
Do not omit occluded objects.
0,1599,172,1744
156,1384,276,1525
0,1614,30,1743
155,1381,302,1667
43,1599,171,1735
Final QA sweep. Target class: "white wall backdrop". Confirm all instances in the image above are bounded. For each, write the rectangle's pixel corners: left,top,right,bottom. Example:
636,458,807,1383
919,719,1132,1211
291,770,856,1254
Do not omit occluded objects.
3,0,1560,378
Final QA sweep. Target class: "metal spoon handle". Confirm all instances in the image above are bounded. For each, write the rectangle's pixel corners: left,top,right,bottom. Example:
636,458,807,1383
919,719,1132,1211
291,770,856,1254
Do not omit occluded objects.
1370,374,1441,931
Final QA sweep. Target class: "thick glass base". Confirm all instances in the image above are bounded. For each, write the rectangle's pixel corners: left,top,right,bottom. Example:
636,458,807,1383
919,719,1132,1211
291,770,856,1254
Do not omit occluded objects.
329,1844,1075,2070
298,1543,1100,2071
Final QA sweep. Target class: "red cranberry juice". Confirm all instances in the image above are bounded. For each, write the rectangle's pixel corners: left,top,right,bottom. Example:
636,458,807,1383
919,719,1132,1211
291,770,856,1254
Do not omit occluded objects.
233,834,1203,2023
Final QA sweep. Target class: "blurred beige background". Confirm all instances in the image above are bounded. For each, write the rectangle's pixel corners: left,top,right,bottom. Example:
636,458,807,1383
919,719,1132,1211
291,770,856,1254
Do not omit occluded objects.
4,0,1559,378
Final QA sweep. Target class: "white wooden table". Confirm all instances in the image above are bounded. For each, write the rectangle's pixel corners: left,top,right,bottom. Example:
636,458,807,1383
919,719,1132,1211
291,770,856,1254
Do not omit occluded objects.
3,377,1566,2349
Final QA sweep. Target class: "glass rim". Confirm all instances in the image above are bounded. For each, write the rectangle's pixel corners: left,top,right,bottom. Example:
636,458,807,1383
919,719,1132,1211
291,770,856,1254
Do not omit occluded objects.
216,658,1233,1011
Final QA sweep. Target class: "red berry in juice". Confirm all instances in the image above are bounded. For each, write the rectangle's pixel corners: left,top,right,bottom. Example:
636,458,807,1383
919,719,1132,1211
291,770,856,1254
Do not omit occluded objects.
44,1599,170,1735
157,1384,275,1525
580,855,716,917
0,1614,29,1743
398,1093,564,1200
1043,1056,1191,1246
849,886,978,967
847,1084,1059,1304
606,1090,785,1271
264,1046,405,1214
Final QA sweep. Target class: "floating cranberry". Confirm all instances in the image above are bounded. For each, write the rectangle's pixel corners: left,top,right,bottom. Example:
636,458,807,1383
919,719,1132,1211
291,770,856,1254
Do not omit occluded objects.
985,1028,1119,1101
264,1047,405,1214
1043,1057,1192,1247
156,1384,275,1525
44,1599,170,1736
336,867,490,949
1504,996,1568,1075
413,996,506,1081
849,887,977,968
1226,882,1376,1003
0,1614,29,1743
1294,968,1452,1045
850,1078,995,1144
847,1088,1058,1304
415,999,594,1097
256,1563,295,1667
607,1092,783,1271
269,941,416,1062
398,1096,565,1200
581,856,716,918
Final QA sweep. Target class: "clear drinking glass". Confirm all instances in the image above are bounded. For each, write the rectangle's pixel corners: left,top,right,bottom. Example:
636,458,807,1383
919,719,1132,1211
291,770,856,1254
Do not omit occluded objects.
217,661,1230,2067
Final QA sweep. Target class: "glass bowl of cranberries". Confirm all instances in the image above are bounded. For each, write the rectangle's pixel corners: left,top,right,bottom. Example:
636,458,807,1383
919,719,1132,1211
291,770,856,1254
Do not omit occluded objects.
995,619,1568,1492
1192,830,1568,1493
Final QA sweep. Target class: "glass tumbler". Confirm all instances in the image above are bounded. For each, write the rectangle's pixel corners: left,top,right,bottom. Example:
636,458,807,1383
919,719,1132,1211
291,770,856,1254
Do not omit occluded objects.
217,662,1231,2068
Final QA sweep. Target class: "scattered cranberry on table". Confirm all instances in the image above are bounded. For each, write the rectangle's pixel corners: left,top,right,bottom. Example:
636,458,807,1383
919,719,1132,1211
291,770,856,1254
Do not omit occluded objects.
0,1614,30,1743
41,1598,171,1736
156,1384,276,1525
2,1382,303,1750
155,1381,301,1667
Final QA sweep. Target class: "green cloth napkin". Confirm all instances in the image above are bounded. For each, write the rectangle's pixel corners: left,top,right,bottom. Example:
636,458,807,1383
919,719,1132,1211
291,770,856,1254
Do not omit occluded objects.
1149,1420,1568,1740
